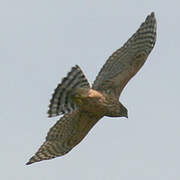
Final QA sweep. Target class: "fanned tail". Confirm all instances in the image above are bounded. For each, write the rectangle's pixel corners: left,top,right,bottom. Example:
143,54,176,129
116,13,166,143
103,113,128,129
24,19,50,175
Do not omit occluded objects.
48,65,90,117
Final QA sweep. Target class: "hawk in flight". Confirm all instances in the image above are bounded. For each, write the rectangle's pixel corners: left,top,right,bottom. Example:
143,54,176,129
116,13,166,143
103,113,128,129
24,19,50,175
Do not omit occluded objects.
26,12,156,165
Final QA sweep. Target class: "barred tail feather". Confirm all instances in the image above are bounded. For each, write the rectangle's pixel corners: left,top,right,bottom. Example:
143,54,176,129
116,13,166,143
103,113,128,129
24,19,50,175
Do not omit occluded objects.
48,65,90,117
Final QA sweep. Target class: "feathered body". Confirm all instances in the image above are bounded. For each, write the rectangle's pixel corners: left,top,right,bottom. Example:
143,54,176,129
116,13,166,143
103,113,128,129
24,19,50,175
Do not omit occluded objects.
27,12,157,165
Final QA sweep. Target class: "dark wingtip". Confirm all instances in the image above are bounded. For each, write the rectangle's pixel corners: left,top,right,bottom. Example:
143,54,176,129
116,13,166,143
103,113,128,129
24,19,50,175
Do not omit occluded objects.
143,12,157,35
151,12,155,17
145,12,156,21
26,156,38,165
26,161,33,165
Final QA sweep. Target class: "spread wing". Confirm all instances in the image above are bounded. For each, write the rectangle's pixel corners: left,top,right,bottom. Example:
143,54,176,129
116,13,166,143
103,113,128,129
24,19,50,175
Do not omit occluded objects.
26,111,101,165
92,12,157,99
48,65,90,117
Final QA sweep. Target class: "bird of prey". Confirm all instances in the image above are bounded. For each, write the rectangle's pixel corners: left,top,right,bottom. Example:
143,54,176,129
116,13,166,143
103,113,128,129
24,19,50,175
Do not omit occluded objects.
26,12,156,165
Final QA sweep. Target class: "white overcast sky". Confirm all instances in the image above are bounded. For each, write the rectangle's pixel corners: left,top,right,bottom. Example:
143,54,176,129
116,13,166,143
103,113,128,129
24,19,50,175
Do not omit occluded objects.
1,0,180,179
